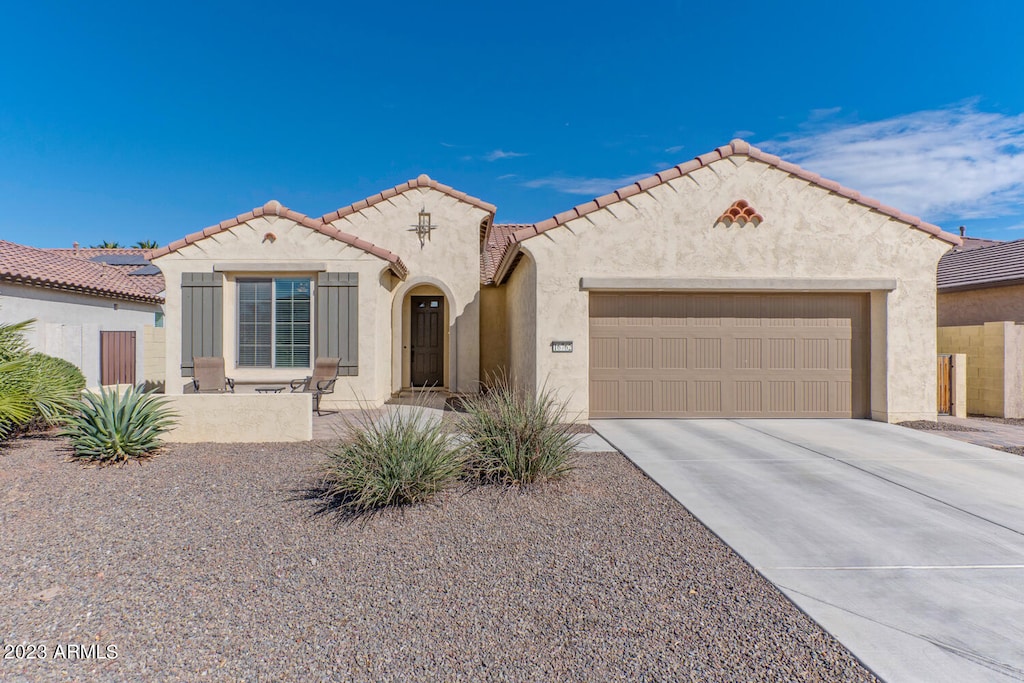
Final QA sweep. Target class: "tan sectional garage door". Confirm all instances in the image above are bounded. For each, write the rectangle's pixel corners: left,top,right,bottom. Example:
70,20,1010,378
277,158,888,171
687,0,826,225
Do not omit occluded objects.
589,292,870,418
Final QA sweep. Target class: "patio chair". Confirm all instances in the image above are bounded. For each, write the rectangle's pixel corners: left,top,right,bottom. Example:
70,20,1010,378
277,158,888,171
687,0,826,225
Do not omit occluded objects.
192,357,235,393
290,357,340,415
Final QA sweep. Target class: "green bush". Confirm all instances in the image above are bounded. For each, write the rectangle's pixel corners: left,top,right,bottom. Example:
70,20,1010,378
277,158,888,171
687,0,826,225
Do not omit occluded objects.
0,320,86,437
61,386,177,463
320,405,464,513
460,376,579,486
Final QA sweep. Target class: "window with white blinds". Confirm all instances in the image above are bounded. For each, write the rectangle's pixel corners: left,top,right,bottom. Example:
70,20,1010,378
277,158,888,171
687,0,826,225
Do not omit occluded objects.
237,278,311,368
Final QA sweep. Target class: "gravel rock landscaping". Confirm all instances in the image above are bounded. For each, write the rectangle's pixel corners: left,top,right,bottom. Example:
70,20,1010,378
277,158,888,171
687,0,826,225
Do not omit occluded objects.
898,419,979,432
2,434,875,682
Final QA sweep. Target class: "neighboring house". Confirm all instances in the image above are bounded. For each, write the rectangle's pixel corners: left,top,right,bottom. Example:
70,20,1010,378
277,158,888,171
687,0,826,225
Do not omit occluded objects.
936,239,1024,418
0,241,164,387
950,225,1002,252
937,239,1024,326
149,140,960,422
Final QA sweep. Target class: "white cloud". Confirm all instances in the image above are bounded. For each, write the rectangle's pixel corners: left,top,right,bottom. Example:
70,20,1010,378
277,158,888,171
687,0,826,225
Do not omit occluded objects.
664,144,685,154
762,105,1024,221
485,149,528,161
522,172,650,196
732,130,755,140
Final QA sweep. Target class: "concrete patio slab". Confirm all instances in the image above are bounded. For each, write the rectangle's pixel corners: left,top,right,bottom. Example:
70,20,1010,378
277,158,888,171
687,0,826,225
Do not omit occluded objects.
592,418,1024,683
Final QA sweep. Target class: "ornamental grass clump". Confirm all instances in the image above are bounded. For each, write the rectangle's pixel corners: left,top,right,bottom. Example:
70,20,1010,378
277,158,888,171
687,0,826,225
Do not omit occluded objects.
320,405,465,513
60,386,177,464
460,376,579,486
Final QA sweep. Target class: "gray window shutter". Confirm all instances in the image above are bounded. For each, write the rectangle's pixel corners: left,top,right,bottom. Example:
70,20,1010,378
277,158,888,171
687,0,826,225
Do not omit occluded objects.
181,272,224,376
316,272,358,376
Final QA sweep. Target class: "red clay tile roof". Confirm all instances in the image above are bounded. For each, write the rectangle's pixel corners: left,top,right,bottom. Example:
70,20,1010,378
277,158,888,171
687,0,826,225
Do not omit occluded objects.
51,248,165,296
482,224,527,284
145,200,409,280
937,239,1024,292
320,174,496,224
492,139,962,283
716,199,763,226
0,241,163,303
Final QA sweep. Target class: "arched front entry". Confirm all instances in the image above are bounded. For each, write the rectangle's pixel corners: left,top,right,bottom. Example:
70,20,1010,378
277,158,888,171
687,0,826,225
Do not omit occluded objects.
392,279,455,392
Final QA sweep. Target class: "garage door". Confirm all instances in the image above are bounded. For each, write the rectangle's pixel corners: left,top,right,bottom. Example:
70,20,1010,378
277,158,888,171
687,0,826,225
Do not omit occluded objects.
589,292,870,418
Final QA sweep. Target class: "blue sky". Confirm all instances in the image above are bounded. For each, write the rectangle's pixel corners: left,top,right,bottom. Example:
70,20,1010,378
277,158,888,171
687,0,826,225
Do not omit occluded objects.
2,1,1023,248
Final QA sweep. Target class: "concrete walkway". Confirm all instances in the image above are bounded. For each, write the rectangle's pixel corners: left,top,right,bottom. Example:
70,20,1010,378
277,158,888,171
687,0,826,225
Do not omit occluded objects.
592,419,1024,683
935,416,1024,449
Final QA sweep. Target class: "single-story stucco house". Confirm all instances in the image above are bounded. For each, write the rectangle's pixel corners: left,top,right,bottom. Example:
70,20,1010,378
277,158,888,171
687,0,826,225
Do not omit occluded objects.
0,242,165,387
147,139,961,424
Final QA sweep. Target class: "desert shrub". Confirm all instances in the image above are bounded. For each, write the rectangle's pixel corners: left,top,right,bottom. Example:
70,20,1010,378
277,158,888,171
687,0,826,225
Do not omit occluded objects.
0,319,31,363
61,386,177,463
460,376,579,486
0,320,86,437
320,405,464,513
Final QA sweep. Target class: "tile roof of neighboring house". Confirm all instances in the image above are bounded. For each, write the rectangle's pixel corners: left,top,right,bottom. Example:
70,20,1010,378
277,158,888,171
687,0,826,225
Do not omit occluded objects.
51,247,166,295
0,241,163,303
482,224,527,284
937,239,1024,291
491,139,962,283
320,174,496,224
145,200,409,279
957,236,1003,251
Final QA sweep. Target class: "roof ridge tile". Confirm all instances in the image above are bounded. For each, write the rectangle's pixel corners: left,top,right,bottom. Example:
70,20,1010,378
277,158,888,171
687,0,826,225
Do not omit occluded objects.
145,202,408,279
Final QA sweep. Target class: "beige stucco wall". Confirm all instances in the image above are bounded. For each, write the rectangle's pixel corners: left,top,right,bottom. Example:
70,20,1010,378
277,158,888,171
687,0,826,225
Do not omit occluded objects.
162,393,312,442
153,186,489,410
938,323,1024,418
326,187,489,394
142,325,166,391
505,252,537,395
153,214,397,408
479,285,508,383
510,156,952,422
938,284,1024,326
0,282,158,387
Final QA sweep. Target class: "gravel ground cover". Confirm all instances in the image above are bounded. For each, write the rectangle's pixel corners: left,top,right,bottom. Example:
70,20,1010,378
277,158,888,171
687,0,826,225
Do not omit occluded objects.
1,434,874,682
898,419,979,432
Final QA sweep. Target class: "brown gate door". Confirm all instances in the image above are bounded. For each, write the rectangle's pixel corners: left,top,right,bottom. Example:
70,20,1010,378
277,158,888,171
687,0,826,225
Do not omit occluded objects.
410,296,444,387
589,292,870,418
937,354,953,415
100,331,137,386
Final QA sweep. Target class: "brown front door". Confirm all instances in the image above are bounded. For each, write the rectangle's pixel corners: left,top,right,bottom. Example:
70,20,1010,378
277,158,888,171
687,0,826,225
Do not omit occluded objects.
100,330,137,386
411,296,444,387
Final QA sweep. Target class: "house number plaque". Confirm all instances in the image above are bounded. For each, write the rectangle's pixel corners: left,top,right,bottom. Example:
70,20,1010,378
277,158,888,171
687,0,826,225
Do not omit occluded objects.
551,341,573,353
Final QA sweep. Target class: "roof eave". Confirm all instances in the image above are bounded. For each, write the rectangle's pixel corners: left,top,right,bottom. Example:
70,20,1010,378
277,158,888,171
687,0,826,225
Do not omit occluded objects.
0,274,163,304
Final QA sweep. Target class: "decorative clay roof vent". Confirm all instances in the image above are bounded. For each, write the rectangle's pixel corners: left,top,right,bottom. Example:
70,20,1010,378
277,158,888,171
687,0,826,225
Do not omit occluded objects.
717,199,763,226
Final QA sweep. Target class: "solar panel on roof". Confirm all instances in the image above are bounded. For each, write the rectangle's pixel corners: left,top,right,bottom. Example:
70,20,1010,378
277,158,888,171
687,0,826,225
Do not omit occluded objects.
130,265,161,276
88,254,150,265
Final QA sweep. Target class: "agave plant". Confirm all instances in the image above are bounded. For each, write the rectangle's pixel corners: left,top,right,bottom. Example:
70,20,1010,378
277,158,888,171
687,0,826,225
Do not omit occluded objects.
61,386,177,463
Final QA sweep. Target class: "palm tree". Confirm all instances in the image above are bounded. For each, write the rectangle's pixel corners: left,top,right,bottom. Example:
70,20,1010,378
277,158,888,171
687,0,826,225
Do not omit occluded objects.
90,240,123,248
133,240,159,249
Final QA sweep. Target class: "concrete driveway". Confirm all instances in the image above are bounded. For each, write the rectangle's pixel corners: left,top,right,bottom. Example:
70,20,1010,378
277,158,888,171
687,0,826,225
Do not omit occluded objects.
591,419,1024,683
